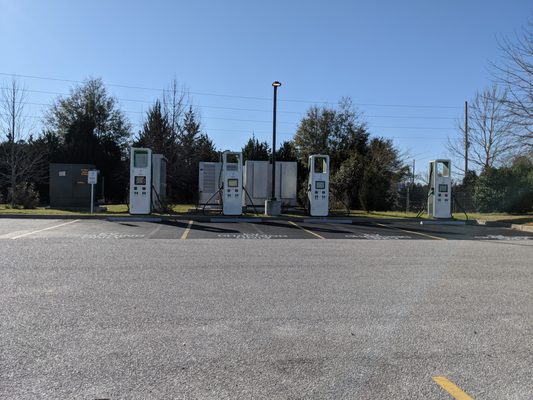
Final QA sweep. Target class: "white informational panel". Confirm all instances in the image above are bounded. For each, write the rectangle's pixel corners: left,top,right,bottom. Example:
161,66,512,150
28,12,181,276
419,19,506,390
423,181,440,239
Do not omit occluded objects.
129,148,152,214
307,154,329,217
428,159,452,219
198,162,222,205
243,161,297,207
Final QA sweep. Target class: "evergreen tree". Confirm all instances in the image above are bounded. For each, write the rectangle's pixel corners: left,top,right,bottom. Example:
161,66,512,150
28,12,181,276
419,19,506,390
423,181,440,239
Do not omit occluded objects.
43,78,131,202
174,106,218,203
45,78,130,150
293,98,405,210
242,134,270,161
276,140,298,162
135,100,175,153
134,100,181,202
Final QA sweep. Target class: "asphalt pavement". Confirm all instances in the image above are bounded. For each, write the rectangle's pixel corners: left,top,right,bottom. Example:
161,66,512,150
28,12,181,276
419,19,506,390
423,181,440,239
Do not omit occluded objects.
0,217,533,241
1,218,532,399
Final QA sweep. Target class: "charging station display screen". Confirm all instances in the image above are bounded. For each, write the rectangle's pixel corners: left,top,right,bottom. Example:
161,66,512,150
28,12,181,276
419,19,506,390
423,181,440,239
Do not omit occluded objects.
315,181,326,190
135,176,146,185
134,151,149,168
438,184,448,192
227,179,239,188
314,157,328,173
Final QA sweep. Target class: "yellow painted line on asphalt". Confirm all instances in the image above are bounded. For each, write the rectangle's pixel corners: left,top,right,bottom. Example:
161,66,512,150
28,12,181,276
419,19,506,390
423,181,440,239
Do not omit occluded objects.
180,220,194,240
373,222,447,241
288,221,325,239
433,376,474,399
10,219,80,239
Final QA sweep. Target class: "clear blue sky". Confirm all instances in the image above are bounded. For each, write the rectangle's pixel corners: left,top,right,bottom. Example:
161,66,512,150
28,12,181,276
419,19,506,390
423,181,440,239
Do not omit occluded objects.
1,0,531,178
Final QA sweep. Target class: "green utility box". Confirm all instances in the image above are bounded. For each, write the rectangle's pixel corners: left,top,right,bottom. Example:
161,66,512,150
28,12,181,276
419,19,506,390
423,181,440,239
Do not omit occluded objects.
49,163,96,208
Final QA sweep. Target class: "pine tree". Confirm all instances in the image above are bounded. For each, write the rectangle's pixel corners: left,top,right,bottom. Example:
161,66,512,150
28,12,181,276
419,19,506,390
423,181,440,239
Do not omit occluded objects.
174,106,217,203
135,100,176,154
242,134,270,161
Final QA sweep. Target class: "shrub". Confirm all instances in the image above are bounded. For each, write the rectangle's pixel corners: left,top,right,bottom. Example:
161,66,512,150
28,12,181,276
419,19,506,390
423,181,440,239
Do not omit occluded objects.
474,157,533,213
7,182,40,209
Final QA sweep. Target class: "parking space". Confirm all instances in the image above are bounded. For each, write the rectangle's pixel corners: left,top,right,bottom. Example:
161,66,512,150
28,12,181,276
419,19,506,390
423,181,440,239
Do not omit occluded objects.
0,219,75,239
2,217,532,399
1,217,532,241
388,220,533,241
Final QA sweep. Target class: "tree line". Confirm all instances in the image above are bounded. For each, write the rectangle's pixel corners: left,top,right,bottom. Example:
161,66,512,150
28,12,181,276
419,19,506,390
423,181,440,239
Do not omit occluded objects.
1,15,532,213
446,16,533,213
0,77,407,211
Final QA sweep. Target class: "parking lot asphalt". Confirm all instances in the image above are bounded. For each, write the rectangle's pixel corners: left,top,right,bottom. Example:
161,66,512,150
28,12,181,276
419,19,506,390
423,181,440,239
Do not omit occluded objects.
1,218,532,399
0,217,533,241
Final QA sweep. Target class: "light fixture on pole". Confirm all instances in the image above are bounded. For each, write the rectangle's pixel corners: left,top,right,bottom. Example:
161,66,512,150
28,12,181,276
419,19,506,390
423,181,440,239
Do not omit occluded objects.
265,80,282,216
271,81,281,201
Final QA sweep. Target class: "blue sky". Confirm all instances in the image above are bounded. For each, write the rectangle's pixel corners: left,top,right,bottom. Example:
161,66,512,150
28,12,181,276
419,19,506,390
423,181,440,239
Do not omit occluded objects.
1,0,531,178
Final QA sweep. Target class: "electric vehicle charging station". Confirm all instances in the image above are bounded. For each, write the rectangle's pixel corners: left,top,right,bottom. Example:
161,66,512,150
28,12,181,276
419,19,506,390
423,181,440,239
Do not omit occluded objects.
129,148,152,214
428,159,452,219
221,151,243,216
129,147,167,215
307,154,330,217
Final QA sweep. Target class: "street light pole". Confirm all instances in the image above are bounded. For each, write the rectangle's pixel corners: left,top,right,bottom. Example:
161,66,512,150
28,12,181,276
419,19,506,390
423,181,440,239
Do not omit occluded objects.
271,81,281,200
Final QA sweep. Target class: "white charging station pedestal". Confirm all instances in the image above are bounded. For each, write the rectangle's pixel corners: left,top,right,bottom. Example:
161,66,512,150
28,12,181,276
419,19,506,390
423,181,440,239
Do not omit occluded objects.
428,159,452,219
129,148,153,214
222,151,243,216
307,154,330,217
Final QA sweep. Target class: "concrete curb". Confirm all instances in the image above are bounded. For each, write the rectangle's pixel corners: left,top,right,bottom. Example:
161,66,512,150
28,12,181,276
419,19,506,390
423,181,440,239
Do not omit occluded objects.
0,214,110,220
3,213,531,232
0,213,425,224
474,219,512,227
106,216,163,222
511,223,533,233
475,219,533,233
420,220,467,226
303,218,353,224
210,217,262,223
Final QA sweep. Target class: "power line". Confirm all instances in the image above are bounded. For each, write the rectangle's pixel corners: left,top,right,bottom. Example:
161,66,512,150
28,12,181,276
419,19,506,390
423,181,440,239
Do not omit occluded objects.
1,111,458,132
210,131,445,141
0,71,463,109
9,91,464,121
16,101,462,128
0,112,456,139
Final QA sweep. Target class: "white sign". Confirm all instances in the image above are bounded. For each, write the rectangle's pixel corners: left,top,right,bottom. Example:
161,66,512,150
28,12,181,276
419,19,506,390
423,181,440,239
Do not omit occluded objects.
88,170,98,185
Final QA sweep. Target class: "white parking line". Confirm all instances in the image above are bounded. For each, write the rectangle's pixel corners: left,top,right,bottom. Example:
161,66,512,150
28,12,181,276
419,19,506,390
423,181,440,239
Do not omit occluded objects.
373,222,446,240
248,222,267,236
10,219,80,239
180,220,194,240
288,221,325,239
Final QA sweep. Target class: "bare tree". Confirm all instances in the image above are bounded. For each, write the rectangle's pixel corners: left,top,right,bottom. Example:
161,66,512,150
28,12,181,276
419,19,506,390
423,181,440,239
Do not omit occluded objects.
495,18,533,147
448,85,516,173
162,78,189,136
0,79,47,206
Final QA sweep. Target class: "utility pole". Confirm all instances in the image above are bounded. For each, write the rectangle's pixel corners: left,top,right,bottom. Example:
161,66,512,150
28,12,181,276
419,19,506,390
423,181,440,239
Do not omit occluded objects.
412,159,415,186
406,184,410,213
10,83,16,207
464,101,469,178
406,159,416,213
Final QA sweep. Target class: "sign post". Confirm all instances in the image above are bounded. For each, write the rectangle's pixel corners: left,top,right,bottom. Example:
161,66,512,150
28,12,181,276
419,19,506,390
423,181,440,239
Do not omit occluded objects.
88,170,98,213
